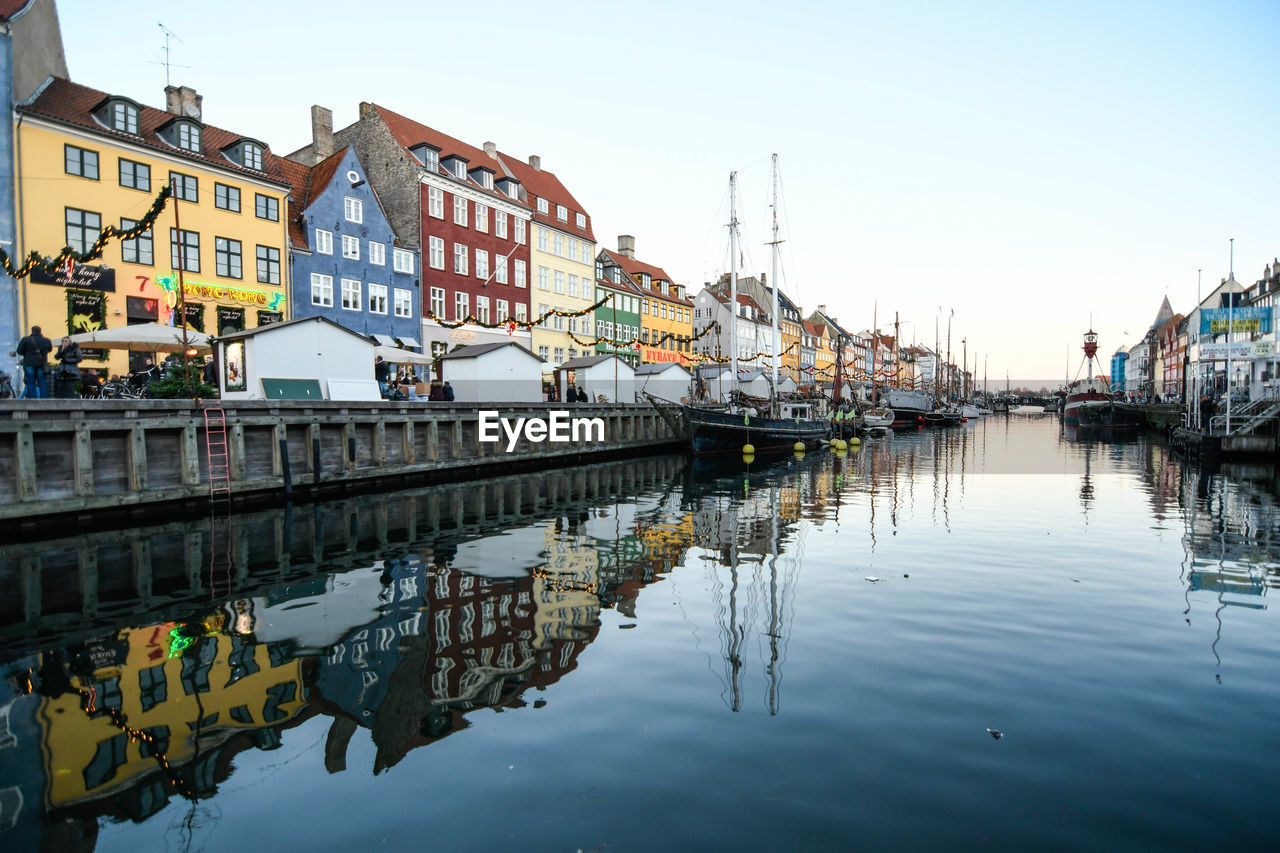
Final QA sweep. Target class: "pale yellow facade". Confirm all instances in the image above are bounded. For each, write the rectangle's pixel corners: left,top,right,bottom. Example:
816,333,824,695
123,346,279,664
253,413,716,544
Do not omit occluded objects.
530,223,596,367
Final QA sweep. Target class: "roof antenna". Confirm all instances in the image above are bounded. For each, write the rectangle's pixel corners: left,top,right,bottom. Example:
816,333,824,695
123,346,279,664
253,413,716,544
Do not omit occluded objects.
151,23,190,88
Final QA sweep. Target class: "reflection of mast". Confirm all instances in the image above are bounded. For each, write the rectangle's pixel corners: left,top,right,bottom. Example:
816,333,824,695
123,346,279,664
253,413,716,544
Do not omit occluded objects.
766,483,781,715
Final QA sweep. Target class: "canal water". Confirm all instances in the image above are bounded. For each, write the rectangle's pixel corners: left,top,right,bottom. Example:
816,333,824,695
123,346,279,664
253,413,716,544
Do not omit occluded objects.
3,416,1280,851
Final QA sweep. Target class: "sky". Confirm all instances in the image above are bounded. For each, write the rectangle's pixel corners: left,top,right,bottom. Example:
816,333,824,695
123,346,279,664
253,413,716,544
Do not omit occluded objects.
56,0,1280,384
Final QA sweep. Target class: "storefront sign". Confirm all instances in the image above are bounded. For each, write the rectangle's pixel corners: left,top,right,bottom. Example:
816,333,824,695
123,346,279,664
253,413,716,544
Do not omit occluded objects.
1200,341,1253,360
1200,307,1273,335
32,263,116,292
156,273,285,310
642,347,693,364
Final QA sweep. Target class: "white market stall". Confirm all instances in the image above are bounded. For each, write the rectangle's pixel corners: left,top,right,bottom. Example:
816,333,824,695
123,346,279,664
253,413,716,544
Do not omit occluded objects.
438,341,544,403
737,369,773,398
776,375,799,394
634,362,692,402
214,316,379,401
694,366,736,403
558,355,635,403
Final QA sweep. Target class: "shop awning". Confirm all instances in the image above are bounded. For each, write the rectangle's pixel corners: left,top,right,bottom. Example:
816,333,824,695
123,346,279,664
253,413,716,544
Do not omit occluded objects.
373,345,435,365
371,333,398,346
397,336,421,348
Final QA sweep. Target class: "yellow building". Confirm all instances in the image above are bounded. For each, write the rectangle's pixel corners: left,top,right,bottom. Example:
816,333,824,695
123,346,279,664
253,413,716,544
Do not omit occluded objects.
16,79,292,376
808,321,835,380
600,237,693,365
504,154,597,368
36,621,306,810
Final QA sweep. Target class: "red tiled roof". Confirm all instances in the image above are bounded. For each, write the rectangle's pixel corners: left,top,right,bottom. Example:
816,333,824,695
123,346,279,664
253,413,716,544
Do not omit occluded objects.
19,78,292,189
803,321,826,337
371,104,530,208
599,248,691,306
0,0,31,21
278,147,348,250
495,152,595,242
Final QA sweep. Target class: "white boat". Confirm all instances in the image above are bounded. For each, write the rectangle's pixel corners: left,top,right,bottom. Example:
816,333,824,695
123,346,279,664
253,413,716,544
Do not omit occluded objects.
959,403,981,419
862,407,895,429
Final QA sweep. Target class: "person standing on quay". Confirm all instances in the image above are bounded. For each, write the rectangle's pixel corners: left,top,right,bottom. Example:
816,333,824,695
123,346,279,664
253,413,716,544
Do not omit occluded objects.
14,325,52,398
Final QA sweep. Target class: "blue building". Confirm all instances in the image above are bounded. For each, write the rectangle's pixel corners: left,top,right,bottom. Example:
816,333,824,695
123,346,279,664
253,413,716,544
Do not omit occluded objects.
281,147,420,349
1110,348,1128,393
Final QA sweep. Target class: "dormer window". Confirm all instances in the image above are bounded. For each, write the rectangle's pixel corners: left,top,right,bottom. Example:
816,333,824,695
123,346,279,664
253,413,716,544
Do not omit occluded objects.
471,169,494,190
112,102,138,135
556,204,568,222
410,143,440,172
441,155,469,180
640,273,651,288
576,212,586,229
596,261,603,280
242,142,263,170
455,161,467,179
536,197,549,215
610,267,620,284
175,121,201,153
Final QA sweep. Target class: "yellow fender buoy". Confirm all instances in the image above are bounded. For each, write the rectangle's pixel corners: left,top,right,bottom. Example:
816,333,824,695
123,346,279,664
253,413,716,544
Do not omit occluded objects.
742,443,755,456
794,441,806,452
849,437,860,447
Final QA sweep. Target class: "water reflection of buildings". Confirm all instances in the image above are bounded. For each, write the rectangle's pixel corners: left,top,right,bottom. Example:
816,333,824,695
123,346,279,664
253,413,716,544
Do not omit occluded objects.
0,456,691,850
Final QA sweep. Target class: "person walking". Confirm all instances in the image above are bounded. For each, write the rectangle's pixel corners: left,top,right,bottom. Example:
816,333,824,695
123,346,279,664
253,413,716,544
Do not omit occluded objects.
53,336,83,398
14,325,52,398
374,356,390,397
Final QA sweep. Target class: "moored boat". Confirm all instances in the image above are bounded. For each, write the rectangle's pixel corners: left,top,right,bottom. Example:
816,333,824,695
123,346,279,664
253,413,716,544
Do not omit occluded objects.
883,388,931,428
1063,329,1110,425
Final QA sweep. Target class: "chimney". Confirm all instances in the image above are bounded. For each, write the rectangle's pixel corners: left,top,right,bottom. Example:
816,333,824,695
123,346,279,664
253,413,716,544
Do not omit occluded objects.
528,154,541,171
483,141,497,158
311,105,334,163
816,303,827,316
617,235,636,259
164,85,202,119
359,101,376,119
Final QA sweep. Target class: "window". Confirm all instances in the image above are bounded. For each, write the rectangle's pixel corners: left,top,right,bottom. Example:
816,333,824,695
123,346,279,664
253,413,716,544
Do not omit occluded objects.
514,218,526,244
119,158,149,191
428,186,444,219
496,300,509,322
554,270,564,293
112,102,138,134
453,160,467,179
495,254,508,284
311,273,334,306
553,233,563,256
418,147,439,171
65,144,99,180
120,218,152,265
342,234,360,260
495,211,508,239
569,317,578,333
454,196,468,226
538,304,549,326
568,275,578,297
538,228,548,252
169,228,199,272
341,278,361,310
454,243,468,275
344,197,363,223
216,237,242,278
475,249,489,280
255,194,279,221
369,241,386,266
455,292,469,321
214,183,240,211
553,313,563,330
537,197,549,215
556,204,568,222
476,295,490,324
242,143,263,170
430,287,445,317
569,240,579,262
514,259,527,288
257,245,280,284
394,288,412,318
315,229,333,255
170,172,198,202
538,266,549,290
539,345,549,361
175,122,201,152
582,318,591,336
479,171,493,190
576,212,586,229
428,236,445,270
394,248,415,273
368,283,388,314
516,303,528,322
475,203,488,232
554,347,564,363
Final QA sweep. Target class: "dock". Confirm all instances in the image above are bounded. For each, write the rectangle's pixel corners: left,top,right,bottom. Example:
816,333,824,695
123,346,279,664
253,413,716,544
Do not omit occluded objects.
0,400,680,530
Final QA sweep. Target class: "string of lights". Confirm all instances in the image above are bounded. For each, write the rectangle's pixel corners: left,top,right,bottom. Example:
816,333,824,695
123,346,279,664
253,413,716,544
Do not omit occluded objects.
423,295,610,330
0,185,172,279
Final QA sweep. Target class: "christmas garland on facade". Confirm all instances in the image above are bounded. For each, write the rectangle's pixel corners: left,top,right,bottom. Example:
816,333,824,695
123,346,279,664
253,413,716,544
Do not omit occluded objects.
0,186,172,279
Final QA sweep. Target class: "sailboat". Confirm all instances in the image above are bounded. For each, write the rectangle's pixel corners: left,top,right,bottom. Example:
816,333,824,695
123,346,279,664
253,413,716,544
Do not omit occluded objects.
671,158,831,454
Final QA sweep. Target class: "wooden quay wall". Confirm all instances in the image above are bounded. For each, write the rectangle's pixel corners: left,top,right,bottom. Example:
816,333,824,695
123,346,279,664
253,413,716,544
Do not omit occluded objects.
0,400,680,528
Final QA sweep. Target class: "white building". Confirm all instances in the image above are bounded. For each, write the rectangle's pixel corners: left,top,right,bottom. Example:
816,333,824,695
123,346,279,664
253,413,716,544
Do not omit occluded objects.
558,354,635,403
439,341,544,403
634,362,692,402
215,316,378,401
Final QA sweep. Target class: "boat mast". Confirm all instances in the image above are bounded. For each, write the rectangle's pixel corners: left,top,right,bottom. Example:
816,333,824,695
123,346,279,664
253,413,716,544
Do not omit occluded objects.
934,312,940,407
894,312,901,389
729,171,739,406
870,302,878,403
769,154,781,413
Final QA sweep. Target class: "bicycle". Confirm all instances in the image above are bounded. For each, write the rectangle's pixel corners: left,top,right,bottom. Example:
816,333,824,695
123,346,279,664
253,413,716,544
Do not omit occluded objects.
0,368,12,399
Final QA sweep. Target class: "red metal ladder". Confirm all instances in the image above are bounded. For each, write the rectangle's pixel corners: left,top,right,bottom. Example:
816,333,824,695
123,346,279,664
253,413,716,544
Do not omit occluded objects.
203,407,231,503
